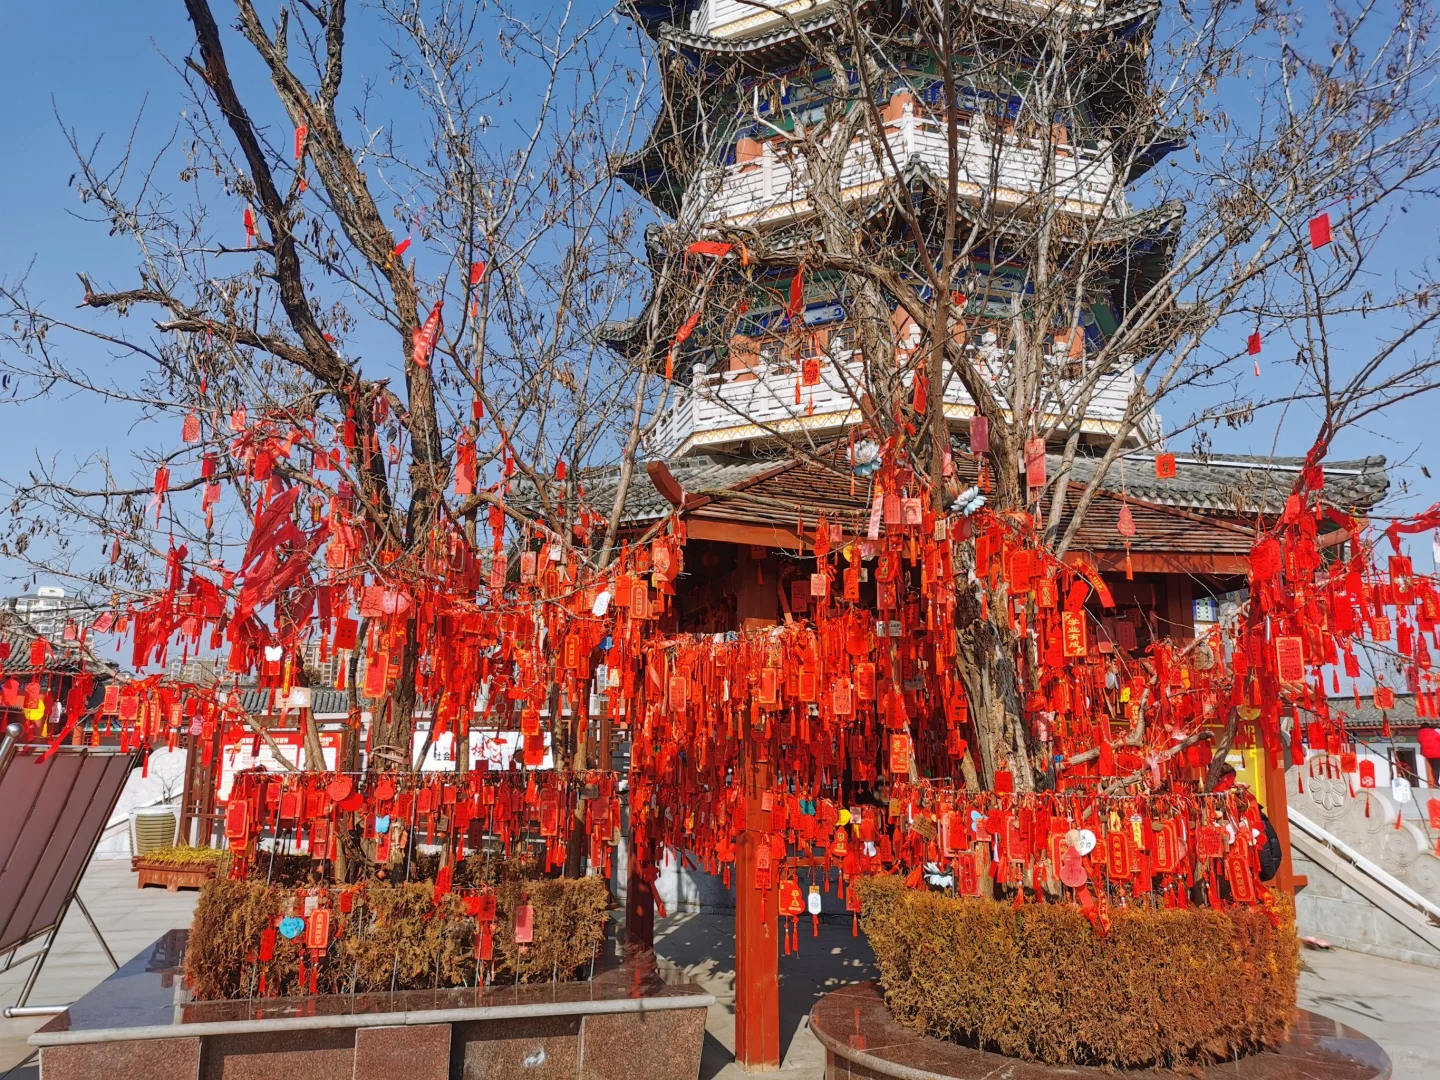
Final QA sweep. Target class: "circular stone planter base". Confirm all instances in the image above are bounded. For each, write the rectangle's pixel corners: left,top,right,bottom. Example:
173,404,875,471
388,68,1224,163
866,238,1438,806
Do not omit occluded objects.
810,983,1391,1080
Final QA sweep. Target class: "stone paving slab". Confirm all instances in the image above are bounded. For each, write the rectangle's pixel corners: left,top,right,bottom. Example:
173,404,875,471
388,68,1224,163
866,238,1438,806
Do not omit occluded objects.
0,859,198,1079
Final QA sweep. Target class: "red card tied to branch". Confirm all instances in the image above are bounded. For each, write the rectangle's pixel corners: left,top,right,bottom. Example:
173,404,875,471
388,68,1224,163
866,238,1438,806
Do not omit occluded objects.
333,617,358,651
778,878,804,916
1274,636,1305,684
1117,504,1137,538
305,908,330,951
513,903,534,944
1359,760,1376,788
476,892,497,922
1061,610,1088,657
1309,212,1332,249
754,844,772,891
1154,452,1177,479
969,415,989,454
412,300,444,368
888,733,911,775
1024,437,1046,488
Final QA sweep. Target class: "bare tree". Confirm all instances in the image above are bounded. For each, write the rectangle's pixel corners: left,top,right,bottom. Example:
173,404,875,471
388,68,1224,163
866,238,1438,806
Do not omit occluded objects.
0,0,679,774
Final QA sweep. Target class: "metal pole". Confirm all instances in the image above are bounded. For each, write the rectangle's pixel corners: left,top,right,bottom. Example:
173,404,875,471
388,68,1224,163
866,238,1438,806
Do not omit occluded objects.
72,896,118,971
11,922,61,1010
0,720,23,777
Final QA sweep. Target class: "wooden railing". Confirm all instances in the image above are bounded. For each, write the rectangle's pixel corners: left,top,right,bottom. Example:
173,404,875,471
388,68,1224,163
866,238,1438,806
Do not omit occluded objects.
650,345,1160,456
683,109,1123,229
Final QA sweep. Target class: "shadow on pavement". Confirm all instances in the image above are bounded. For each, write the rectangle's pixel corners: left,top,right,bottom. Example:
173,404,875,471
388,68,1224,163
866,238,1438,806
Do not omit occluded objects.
654,910,877,1076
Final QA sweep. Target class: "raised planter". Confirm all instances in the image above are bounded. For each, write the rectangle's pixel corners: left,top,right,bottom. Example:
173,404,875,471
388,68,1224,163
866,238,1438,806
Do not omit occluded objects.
30,929,713,1080
131,857,219,892
856,876,1300,1069
810,982,1391,1080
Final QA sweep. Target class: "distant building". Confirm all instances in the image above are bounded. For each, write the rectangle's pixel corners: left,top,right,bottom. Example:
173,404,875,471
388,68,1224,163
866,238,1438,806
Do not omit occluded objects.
3,586,88,643
300,641,344,688
164,657,227,685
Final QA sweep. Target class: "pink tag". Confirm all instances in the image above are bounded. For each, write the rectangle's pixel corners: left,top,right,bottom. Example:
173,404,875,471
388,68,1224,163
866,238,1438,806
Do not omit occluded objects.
514,904,534,944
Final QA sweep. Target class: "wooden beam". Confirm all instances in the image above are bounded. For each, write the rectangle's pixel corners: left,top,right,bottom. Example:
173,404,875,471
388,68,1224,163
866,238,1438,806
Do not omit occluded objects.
1065,551,1250,576
684,517,803,551
646,460,690,509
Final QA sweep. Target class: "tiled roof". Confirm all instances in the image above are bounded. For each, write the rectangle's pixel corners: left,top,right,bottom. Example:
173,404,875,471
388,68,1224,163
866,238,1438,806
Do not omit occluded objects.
578,444,1386,530
513,452,787,527
1069,453,1389,515
237,688,355,718
1307,693,1426,734
0,613,118,680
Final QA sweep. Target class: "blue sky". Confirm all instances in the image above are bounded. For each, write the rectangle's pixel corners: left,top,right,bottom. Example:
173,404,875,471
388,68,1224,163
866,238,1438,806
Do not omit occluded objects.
1,1,1438,600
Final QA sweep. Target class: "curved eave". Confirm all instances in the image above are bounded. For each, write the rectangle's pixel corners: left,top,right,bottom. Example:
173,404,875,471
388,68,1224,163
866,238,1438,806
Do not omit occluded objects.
971,0,1160,37
656,1,878,65
657,0,1158,61
627,0,705,38
1125,127,1190,184
613,146,685,219
596,310,663,360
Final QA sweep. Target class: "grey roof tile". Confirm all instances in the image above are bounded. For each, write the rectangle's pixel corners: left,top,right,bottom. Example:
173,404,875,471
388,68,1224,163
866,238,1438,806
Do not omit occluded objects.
1063,452,1389,515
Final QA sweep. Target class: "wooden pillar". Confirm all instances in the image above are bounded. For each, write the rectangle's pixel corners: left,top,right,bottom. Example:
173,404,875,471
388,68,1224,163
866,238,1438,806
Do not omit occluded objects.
734,546,780,1071
625,833,655,955
1258,736,1300,897
1161,574,1195,643
735,747,779,1070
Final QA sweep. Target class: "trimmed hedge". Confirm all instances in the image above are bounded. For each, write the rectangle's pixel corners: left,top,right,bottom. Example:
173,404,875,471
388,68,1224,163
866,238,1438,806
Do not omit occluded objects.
186,870,610,1000
857,876,1298,1069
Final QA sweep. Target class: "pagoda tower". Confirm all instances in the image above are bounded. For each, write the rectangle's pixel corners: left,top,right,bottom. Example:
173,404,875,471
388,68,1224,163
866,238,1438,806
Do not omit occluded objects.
610,0,1183,472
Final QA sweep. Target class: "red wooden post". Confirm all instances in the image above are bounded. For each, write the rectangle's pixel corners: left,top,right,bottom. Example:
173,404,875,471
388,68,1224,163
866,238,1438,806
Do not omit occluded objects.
1259,737,1301,896
734,545,781,1071
625,834,655,955
735,748,780,1070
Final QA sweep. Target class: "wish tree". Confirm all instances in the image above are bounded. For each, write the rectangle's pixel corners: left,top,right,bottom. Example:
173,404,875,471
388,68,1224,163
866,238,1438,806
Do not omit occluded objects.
4,0,1440,1069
